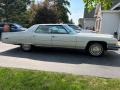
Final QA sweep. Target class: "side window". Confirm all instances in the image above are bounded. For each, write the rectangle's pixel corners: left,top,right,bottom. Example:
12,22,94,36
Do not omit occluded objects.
35,25,50,34
50,25,68,34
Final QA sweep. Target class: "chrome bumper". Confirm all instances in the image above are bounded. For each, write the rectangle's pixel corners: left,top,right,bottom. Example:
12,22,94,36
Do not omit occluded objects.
107,44,120,50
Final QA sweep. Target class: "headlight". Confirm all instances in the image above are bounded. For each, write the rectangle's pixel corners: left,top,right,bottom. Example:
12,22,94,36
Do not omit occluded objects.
117,42,120,46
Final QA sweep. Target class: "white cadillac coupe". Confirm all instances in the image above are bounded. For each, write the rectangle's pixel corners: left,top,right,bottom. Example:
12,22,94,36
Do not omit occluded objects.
1,24,119,56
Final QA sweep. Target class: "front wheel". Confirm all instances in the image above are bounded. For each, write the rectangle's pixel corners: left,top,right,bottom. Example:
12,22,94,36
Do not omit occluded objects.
21,44,32,52
87,43,104,57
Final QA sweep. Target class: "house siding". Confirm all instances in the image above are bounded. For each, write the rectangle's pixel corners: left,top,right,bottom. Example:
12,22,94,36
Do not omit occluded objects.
84,0,120,18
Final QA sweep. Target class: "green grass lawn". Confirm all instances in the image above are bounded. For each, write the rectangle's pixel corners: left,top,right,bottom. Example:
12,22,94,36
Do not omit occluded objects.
0,68,120,90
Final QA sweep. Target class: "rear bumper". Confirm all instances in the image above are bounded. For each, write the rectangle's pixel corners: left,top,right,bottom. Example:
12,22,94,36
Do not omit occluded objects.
107,44,120,50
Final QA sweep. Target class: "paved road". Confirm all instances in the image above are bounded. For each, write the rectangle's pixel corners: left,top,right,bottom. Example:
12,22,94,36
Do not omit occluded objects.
0,42,120,78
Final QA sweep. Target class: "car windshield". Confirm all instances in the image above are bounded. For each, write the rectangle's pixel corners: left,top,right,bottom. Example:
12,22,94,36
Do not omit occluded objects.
66,25,81,33
14,24,23,28
68,25,81,30
64,25,77,34
28,25,39,31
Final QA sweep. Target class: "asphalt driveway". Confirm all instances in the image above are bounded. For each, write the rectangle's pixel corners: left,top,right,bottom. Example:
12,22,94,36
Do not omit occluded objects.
0,42,120,78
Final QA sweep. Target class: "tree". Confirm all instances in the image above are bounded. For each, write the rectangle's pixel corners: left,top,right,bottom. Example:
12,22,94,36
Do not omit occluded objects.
0,0,30,23
29,0,71,25
46,0,71,23
83,0,112,11
33,7,59,24
69,19,74,24
30,3,59,24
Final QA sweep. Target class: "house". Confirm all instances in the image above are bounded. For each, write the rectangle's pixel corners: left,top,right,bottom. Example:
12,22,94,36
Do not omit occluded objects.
100,3,120,40
79,0,120,29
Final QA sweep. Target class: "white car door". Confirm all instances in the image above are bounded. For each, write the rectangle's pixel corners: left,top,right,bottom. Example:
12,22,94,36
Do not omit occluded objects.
33,25,51,46
49,25,76,48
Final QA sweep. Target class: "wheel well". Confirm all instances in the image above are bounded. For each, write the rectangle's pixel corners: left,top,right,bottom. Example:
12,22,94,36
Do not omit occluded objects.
86,41,107,50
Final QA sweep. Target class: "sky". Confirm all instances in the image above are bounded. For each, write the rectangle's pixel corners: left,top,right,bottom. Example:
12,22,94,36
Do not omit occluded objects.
68,0,84,24
35,0,85,24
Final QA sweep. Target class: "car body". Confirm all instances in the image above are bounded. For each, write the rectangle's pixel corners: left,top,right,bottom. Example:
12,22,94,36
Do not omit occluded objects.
1,24,119,56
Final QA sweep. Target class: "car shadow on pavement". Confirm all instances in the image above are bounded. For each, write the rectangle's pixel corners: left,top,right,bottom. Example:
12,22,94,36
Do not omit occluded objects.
0,47,120,67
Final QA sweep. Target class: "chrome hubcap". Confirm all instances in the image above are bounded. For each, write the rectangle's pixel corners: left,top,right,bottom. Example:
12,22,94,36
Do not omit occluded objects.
89,44,103,56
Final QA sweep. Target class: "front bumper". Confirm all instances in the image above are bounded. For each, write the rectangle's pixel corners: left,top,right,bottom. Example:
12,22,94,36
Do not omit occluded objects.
107,43,120,50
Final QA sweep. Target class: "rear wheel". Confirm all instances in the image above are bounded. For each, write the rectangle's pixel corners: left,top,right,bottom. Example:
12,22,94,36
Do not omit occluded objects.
21,44,32,51
87,43,104,56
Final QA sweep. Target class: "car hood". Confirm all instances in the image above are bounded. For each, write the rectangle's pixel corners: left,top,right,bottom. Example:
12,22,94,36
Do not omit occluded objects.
76,33,114,38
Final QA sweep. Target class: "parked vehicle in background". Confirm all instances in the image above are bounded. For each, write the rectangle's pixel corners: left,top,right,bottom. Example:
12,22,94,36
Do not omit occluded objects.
0,23,27,32
67,24,93,33
0,23,27,39
1,24,119,56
